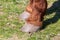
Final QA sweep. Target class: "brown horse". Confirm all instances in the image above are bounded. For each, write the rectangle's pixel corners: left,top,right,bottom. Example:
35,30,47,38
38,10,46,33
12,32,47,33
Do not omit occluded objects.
19,0,47,33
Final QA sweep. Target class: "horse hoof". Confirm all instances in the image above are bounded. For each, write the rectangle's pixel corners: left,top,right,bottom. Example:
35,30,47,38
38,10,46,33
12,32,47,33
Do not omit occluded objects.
19,11,30,20
20,23,40,33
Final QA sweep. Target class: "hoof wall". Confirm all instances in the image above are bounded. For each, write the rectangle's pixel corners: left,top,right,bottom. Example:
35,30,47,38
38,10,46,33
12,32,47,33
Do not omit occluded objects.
20,23,40,33
19,11,30,20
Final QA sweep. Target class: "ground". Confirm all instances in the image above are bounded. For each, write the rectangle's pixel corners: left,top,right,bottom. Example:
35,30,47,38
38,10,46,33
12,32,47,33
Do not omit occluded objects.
0,0,60,40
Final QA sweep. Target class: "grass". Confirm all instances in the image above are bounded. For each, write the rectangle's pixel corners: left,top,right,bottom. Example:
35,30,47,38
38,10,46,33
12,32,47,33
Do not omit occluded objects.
0,0,60,40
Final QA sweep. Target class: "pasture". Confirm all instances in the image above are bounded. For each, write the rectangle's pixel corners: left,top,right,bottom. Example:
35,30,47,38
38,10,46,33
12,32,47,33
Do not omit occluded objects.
0,0,60,40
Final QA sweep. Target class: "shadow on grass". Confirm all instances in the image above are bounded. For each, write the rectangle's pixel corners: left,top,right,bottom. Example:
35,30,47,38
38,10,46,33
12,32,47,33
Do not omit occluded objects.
41,0,60,29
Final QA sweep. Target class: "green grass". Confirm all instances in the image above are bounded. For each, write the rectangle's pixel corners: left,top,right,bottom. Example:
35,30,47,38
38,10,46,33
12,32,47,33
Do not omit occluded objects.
0,0,60,40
